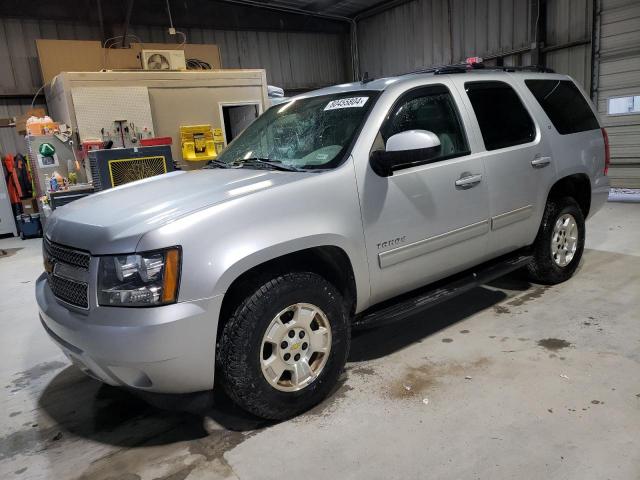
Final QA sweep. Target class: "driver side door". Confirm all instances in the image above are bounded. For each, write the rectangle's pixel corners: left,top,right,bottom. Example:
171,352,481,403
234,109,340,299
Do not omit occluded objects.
357,83,490,305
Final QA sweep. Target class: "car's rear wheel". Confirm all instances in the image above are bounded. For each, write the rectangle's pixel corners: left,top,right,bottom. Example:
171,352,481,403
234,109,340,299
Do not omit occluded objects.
216,272,349,420
527,197,585,284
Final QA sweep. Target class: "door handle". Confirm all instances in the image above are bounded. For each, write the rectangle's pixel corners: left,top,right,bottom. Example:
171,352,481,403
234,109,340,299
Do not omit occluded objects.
455,173,482,189
531,156,552,168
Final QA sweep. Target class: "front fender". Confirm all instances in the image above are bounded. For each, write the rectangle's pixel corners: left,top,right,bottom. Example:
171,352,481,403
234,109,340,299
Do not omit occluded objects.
211,234,363,298
137,160,372,312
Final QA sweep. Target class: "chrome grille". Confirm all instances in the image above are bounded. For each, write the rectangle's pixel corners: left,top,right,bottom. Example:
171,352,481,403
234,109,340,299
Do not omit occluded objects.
49,275,89,309
44,239,91,309
44,238,90,270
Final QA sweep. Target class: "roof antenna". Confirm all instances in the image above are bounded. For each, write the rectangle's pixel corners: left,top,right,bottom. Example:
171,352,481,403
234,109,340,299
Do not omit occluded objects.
361,71,374,84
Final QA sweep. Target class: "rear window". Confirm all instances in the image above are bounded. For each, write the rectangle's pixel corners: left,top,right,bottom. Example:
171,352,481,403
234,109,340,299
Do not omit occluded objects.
525,79,599,134
465,81,535,151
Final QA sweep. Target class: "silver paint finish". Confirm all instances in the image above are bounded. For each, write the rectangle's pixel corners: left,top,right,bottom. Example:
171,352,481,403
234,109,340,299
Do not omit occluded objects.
378,220,489,269
37,273,223,392
37,70,608,394
491,205,534,231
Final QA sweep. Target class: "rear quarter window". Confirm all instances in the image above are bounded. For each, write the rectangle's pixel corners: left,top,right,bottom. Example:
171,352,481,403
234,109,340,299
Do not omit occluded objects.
525,79,600,134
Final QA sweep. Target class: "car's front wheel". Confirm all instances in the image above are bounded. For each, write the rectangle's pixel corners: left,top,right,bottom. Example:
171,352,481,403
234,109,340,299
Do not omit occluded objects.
216,271,350,420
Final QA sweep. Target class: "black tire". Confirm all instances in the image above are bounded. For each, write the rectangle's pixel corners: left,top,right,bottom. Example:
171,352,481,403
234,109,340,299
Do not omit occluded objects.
526,197,585,285
216,271,350,420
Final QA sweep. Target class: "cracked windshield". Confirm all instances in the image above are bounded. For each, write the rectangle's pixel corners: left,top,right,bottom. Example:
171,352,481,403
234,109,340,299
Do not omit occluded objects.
215,92,377,170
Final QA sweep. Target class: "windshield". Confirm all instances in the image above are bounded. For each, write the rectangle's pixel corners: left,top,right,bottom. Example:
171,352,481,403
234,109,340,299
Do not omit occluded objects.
215,91,378,170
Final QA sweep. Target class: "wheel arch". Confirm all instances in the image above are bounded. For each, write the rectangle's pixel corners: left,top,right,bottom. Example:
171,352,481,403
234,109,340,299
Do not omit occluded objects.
217,244,358,343
546,173,591,218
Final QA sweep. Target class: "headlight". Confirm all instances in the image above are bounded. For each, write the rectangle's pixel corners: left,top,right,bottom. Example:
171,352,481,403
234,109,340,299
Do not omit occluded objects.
98,248,180,307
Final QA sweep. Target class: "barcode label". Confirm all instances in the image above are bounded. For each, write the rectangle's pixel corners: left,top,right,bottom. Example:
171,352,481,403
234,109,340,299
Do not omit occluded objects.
324,97,369,111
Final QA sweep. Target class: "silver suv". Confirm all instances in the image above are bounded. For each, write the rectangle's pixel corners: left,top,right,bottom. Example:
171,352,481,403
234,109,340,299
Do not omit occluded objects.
37,66,610,419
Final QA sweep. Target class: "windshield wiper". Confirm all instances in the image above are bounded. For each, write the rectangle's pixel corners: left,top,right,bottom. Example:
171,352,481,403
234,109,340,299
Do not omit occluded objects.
203,159,234,169
237,157,303,172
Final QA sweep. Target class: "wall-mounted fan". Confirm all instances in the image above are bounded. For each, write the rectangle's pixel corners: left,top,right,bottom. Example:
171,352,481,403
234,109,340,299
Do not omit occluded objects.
140,50,187,71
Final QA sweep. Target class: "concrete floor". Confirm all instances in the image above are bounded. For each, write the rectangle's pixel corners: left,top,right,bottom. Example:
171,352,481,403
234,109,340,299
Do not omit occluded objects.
1,201,639,480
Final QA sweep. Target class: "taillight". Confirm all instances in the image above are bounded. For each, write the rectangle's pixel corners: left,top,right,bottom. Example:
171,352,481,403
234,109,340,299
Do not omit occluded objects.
601,127,610,176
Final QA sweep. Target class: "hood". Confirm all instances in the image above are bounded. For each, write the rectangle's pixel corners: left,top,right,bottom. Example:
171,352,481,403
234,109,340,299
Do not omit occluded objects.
45,169,311,254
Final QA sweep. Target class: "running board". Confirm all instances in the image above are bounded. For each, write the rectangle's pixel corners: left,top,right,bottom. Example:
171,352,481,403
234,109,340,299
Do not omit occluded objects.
353,250,533,330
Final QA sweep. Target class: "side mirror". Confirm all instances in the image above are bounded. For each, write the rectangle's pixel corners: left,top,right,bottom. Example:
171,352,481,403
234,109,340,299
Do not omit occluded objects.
370,130,441,177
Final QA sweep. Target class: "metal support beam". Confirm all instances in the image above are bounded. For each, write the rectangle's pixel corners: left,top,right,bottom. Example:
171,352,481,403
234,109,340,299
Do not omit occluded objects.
96,0,105,44
530,0,547,67
121,0,135,47
354,0,417,21
590,0,602,102
217,0,352,23
541,38,591,53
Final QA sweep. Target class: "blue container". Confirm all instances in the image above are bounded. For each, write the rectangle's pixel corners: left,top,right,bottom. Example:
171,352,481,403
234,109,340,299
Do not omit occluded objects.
16,213,42,240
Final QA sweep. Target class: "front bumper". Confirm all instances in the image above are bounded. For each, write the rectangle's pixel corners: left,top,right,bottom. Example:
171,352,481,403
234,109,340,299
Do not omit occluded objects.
36,273,223,393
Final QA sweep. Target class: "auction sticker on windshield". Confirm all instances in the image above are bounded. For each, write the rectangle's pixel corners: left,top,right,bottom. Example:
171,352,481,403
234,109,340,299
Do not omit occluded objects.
324,97,369,111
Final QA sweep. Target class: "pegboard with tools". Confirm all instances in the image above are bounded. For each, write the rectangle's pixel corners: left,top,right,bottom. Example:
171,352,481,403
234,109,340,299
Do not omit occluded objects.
71,86,155,145
101,119,154,149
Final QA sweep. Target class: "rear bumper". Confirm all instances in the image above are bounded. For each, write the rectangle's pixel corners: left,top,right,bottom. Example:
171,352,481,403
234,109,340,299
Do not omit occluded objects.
36,273,223,393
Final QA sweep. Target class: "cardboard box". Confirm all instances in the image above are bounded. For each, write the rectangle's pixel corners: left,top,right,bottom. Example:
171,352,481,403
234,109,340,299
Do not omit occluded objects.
36,39,223,85
15,108,46,134
20,198,39,214
36,40,103,85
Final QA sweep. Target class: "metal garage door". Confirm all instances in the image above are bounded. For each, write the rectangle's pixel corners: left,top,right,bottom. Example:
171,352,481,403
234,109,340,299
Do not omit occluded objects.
594,0,640,188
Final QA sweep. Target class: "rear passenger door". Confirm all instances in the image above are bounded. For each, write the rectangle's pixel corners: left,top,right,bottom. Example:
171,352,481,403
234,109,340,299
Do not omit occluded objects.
453,78,556,257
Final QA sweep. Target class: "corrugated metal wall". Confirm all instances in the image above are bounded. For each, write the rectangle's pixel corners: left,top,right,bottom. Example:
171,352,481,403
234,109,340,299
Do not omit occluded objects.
0,98,47,156
595,0,640,187
357,0,593,90
545,0,593,92
0,17,350,95
0,17,350,155
357,0,533,78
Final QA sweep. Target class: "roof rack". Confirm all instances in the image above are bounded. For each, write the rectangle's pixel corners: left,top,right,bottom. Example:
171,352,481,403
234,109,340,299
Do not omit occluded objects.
402,63,555,77
492,65,556,73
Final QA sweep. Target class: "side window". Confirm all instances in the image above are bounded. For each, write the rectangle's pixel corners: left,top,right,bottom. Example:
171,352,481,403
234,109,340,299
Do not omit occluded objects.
525,79,600,134
465,81,535,151
380,85,469,160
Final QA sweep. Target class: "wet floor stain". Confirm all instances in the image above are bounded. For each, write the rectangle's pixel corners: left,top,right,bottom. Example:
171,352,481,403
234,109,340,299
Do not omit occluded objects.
507,286,548,307
537,338,572,351
9,411,21,417
6,361,67,391
0,247,23,258
351,366,376,377
390,358,490,400
0,425,65,461
14,467,27,475
441,338,453,343
77,427,251,480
